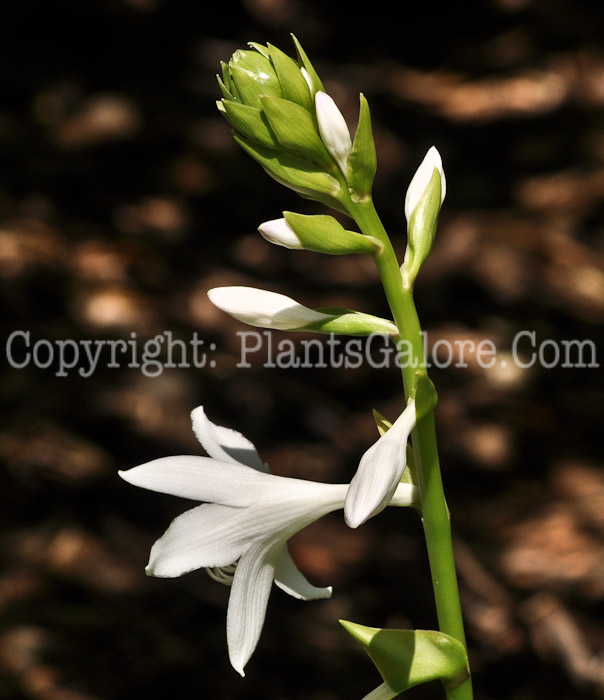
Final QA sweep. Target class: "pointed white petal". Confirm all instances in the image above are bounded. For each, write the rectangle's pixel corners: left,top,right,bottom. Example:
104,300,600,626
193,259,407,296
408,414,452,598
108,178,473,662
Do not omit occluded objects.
258,218,303,250
208,286,331,330
119,455,263,506
274,545,332,600
404,146,446,222
146,503,251,578
344,401,417,528
190,406,268,472
226,542,282,676
315,91,352,175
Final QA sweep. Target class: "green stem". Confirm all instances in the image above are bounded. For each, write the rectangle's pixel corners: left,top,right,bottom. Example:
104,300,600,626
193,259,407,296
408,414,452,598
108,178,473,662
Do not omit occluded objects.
352,198,473,700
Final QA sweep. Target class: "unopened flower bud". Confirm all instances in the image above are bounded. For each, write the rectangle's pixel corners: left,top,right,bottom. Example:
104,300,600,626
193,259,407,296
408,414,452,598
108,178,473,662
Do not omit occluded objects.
258,218,303,249
208,286,331,330
315,91,352,175
404,146,446,222
208,286,398,336
402,147,446,287
259,212,382,256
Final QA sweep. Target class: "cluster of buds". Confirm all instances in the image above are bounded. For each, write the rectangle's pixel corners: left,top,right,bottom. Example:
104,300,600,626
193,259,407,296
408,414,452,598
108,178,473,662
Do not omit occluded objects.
217,36,377,212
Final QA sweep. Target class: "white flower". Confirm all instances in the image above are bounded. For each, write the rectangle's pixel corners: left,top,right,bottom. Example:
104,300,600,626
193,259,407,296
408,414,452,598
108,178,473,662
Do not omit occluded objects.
119,407,417,676
258,218,303,249
207,286,331,330
345,400,417,529
315,90,352,175
404,147,446,223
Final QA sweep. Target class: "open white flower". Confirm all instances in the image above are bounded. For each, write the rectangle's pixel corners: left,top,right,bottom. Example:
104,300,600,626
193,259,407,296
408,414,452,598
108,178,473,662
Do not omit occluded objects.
345,400,417,529
119,407,418,676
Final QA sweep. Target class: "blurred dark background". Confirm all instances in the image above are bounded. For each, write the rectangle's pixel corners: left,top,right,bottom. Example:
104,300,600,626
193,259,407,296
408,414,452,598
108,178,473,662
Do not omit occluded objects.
1,0,604,698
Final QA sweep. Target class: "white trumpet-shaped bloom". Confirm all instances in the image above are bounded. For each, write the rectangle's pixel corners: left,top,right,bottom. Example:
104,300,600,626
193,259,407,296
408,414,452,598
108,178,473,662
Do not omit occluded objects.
119,407,417,676
345,400,417,529
315,91,352,175
404,147,446,222
208,286,331,330
258,218,303,250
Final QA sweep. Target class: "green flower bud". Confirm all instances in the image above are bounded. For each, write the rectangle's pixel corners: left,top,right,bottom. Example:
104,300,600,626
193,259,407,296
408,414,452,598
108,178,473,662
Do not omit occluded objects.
228,50,282,108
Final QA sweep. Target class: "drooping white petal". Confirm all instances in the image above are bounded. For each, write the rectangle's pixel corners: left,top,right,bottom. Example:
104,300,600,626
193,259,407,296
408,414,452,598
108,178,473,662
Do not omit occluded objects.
258,218,303,250
208,286,332,330
274,545,332,600
147,503,251,578
190,406,268,472
315,90,352,175
344,400,417,528
227,542,282,676
119,455,263,506
404,146,446,222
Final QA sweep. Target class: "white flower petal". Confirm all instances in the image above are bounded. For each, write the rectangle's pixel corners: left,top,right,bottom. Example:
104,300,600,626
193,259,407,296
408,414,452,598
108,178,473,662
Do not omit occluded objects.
274,545,332,600
208,286,332,330
344,401,417,528
147,503,252,578
227,542,282,676
190,406,268,472
390,482,419,507
119,455,262,506
258,218,303,250
315,91,352,175
404,146,446,222
300,67,314,93
362,681,400,700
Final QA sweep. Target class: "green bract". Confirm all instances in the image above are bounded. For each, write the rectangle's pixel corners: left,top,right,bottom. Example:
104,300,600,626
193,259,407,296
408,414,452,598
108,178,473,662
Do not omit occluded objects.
283,211,382,255
304,308,398,336
340,621,470,696
347,94,377,202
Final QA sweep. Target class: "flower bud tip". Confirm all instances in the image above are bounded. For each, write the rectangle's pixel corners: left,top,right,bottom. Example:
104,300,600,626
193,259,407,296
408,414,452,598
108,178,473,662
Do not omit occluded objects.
404,146,446,222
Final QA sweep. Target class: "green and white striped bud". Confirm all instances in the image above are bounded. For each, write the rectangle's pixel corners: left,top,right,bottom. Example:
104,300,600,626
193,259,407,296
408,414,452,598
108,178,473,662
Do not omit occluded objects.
208,286,398,336
401,147,446,288
259,212,382,256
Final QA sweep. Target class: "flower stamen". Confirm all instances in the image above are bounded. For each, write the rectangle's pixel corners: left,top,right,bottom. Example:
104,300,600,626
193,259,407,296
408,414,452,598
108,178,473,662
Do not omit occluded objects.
206,563,238,586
